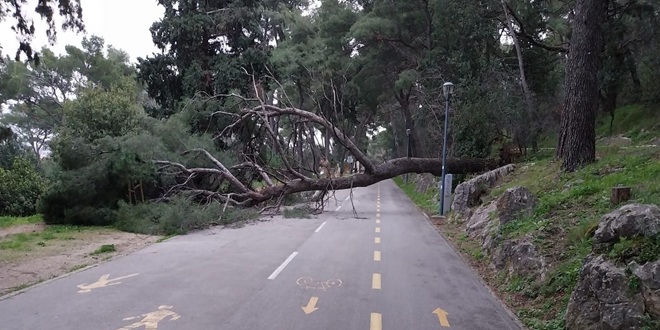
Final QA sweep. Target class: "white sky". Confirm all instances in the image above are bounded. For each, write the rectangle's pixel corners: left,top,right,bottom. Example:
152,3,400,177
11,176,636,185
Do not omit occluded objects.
0,0,164,63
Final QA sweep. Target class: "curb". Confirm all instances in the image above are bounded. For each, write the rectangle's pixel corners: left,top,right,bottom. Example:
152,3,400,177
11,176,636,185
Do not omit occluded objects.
393,182,528,330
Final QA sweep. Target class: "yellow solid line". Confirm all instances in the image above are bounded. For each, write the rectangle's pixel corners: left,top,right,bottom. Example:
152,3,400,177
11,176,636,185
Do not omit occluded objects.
375,227,381,233
374,251,381,261
372,273,381,289
370,312,382,330
375,237,380,244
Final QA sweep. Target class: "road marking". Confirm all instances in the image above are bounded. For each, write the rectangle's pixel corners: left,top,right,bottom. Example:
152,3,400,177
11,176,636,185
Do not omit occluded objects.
372,273,381,289
335,205,342,211
297,277,342,291
268,252,298,280
375,237,380,244
374,251,381,261
370,313,382,330
376,219,380,224
302,297,319,315
315,221,327,232
344,196,350,201
77,273,139,293
377,208,380,212
432,308,451,327
375,227,380,233
118,305,180,330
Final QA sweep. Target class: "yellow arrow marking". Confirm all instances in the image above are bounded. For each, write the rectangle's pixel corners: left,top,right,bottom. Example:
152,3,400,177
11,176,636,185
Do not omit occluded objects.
302,297,319,315
77,273,139,293
372,273,381,289
375,227,380,233
370,312,382,330
375,237,381,244
374,251,381,261
432,308,450,327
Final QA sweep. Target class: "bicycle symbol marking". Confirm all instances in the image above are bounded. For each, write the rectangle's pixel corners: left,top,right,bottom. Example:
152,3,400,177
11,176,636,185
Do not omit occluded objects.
296,277,343,291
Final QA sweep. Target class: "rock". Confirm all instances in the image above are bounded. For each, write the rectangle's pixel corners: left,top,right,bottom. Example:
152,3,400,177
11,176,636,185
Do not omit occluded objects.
565,255,646,330
465,201,500,253
495,186,537,224
413,174,436,194
632,260,660,317
600,135,632,147
492,236,547,281
451,164,515,220
593,204,660,248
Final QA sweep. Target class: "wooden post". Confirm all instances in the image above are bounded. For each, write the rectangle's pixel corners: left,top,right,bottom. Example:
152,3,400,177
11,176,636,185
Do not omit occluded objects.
611,186,631,205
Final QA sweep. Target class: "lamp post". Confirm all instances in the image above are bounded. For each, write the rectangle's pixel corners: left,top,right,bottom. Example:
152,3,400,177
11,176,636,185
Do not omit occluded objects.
440,82,454,215
405,128,411,183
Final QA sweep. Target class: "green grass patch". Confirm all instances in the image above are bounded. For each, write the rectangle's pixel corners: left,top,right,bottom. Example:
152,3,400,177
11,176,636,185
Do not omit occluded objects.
91,244,116,255
596,104,660,142
0,225,84,251
393,176,438,215
0,214,43,228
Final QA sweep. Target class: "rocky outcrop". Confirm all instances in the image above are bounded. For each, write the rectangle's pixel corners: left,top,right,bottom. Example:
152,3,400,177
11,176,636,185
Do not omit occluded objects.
463,186,545,279
492,235,547,281
496,186,537,224
565,255,646,330
451,164,515,219
566,204,660,330
412,173,437,194
632,261,660,318
593,204,660,248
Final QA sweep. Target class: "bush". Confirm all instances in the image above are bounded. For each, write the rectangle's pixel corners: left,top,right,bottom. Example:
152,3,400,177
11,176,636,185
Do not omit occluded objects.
0,157,45,216
115,197,259,235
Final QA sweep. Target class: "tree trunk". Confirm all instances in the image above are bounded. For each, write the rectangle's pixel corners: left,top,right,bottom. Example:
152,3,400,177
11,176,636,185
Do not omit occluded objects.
395,91,422,158
556,0,608,172
502,0,536,152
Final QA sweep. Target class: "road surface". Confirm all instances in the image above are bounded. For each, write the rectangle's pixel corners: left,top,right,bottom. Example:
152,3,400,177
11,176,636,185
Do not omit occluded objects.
0,180,521,330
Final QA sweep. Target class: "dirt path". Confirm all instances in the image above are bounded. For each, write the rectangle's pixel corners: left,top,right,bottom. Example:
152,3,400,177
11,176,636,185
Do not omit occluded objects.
0,225,160,296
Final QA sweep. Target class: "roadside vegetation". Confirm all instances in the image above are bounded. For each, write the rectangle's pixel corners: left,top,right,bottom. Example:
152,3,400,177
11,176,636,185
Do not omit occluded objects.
395,105,660,329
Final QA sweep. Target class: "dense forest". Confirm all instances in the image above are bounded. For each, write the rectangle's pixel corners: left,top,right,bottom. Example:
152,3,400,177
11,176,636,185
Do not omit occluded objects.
0,0,658,233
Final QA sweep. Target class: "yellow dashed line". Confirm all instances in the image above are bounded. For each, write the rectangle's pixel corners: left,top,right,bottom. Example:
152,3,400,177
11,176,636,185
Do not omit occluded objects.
375,237,380,244
375,227,380,233
370,313,382,330
374,251,381,261
376,219,380,224
372,273,381,289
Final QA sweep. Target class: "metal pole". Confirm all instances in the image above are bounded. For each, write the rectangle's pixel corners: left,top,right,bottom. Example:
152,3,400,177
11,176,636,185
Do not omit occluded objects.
440,96,450,215
405,128,411,184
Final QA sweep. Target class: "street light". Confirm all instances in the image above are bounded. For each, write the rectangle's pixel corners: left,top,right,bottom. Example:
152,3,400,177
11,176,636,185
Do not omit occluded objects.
440,82,454,215
405,128,411,183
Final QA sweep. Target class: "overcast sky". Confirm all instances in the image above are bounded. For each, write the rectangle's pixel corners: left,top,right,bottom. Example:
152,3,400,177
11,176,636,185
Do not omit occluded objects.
0,0,164,63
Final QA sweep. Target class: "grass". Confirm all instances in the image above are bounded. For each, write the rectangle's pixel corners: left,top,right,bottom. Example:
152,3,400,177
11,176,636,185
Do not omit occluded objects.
91,244,116,255
0,214,43,228
392,176,438,215
396,142,660,329
596,104,660,142
0,225,83,251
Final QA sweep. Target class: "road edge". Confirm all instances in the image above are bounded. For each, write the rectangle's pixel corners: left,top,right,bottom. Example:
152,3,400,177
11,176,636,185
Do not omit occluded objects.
391,179,528,330
0,236,164,301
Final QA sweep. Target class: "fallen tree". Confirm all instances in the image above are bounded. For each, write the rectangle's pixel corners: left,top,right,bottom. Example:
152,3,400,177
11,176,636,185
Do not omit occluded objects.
154,79,500,211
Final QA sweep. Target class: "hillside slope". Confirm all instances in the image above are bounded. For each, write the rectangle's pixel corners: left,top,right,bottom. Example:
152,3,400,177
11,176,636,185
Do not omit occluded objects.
395,107,660,329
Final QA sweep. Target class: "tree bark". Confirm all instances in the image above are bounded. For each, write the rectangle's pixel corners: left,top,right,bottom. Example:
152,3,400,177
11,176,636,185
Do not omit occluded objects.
502,0,536,152
243,157,499,206
556,0,608,172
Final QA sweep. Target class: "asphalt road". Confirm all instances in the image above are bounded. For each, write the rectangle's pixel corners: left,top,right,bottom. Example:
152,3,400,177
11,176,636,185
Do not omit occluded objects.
0,180,521,330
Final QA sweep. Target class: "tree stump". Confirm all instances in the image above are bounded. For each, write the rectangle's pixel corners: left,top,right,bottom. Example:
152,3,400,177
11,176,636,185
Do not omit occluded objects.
610,187,631,205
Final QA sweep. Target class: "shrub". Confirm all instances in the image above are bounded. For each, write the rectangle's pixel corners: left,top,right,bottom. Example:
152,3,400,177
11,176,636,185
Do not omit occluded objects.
0,157,45,216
